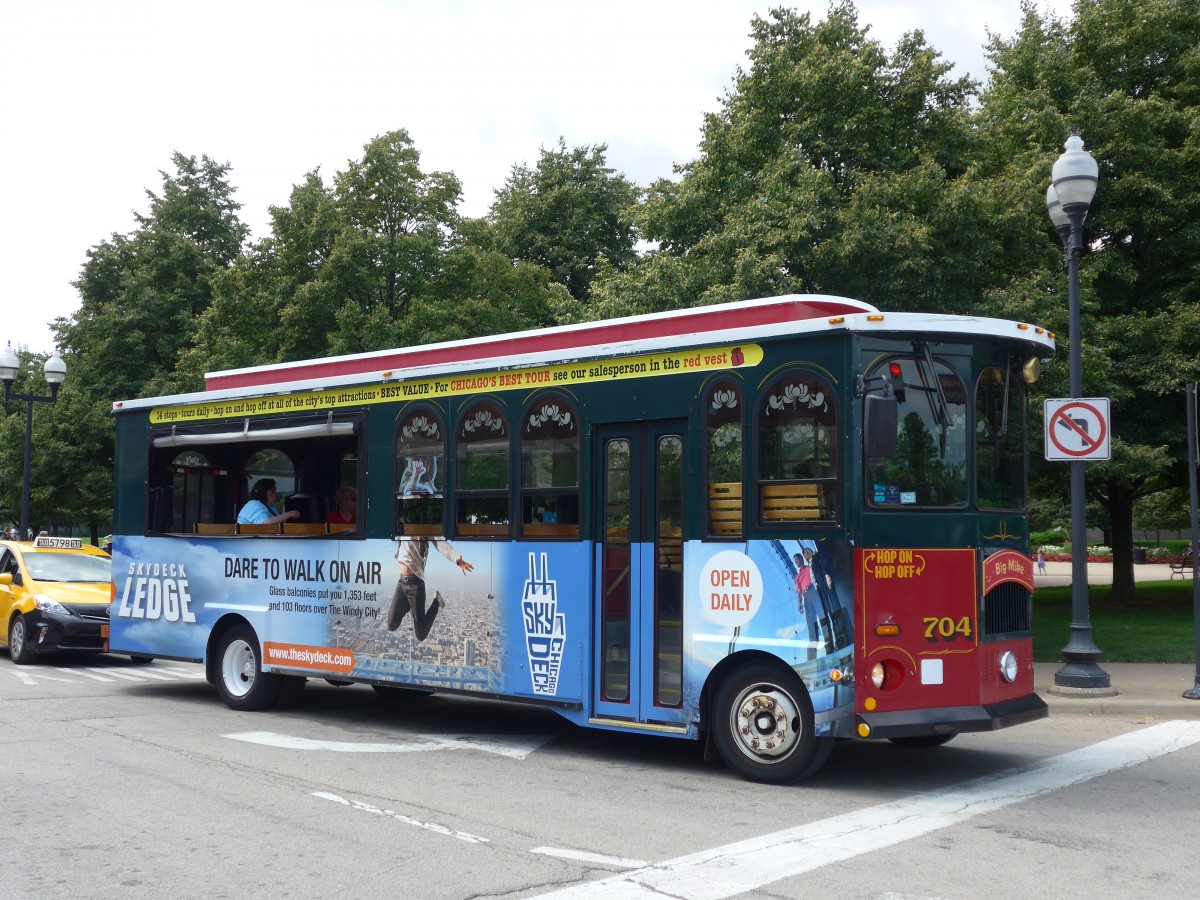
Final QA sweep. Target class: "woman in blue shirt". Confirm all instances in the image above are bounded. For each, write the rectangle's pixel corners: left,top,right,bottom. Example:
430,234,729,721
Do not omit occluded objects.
237,479,300,526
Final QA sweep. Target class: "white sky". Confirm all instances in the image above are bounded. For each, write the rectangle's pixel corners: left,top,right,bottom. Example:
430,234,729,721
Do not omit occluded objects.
1,0,1073,355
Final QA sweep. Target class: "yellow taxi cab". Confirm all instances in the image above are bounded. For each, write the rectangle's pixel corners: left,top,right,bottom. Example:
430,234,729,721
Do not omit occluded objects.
0,536,112,665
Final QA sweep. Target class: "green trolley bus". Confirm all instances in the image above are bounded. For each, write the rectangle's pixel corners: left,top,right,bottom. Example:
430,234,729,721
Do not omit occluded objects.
108,293,1052,782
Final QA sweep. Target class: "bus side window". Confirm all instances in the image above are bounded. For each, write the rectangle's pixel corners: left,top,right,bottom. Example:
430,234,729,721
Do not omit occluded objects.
705,380,743,538
455,401,511,537
757,371,838,525
521,395,580,538
395,407,446,536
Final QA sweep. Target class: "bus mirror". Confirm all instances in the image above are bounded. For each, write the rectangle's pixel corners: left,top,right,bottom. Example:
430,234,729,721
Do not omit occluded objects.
864,393,898,457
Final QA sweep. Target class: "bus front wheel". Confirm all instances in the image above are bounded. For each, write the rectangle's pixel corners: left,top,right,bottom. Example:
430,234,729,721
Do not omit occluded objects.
215,624,281,711
712,663,832,783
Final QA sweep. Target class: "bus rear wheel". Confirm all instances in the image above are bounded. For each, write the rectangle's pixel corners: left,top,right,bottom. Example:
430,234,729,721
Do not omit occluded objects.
712,663,832,783
215,624,281,711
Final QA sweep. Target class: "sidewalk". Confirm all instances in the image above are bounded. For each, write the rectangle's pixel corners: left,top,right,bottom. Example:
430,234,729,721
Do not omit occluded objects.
1036,662,1200,720
1033,559,1190,587
1032,560,1200,718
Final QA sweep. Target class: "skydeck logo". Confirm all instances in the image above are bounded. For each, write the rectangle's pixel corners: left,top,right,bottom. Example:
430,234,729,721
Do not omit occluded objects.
521,552,565,696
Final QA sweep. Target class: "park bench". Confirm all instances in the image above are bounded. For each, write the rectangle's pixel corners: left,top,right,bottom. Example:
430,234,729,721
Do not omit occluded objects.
1168,559,1193,579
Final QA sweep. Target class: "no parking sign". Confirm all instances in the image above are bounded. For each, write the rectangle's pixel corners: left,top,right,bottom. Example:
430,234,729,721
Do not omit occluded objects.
1044,398,1111,461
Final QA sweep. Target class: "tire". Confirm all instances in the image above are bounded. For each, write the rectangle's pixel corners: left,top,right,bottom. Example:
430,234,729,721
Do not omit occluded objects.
214,624,281,711
9,614,38,665
712,662,833,783
889,734,956,749
128,654,154,664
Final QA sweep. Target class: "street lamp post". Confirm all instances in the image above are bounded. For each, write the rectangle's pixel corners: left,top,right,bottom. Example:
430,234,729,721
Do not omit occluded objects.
0,341,68,538
1045,132,1111,691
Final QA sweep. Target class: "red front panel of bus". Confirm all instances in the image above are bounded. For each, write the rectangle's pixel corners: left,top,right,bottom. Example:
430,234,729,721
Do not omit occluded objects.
853,548,1034,715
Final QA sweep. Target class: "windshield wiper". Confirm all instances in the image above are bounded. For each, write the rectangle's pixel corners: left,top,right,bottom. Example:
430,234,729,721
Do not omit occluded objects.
913,340,949,457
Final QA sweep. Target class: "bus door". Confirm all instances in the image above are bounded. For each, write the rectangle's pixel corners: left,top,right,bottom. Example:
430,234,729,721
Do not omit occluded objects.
592,421,688,729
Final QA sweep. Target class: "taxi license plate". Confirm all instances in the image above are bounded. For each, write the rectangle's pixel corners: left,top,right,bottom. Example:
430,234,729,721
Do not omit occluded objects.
101,625,109,638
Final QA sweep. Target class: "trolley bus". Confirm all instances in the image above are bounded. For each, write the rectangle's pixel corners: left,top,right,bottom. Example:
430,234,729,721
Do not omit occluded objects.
108,293,1051,782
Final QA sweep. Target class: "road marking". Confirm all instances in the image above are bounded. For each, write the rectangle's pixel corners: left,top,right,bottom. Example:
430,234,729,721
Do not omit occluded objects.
226,730,553,759
85,667,150,681
153,666,206,678
313,791,488,843
4,668,37,684
534,721,1200,899
532,848,649,869
54,667,113,681
108,667,175,680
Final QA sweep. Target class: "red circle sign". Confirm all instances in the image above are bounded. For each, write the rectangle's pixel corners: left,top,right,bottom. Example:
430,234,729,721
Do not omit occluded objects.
1048,401,1107,458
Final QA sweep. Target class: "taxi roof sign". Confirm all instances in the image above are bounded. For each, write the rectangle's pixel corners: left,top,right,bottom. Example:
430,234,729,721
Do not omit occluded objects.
32,536,84,550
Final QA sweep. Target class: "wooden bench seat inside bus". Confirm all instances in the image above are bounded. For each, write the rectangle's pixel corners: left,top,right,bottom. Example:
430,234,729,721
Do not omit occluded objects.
194,523,237,535
658,526,683,571
283,523,327,535
237,523,282,535
708,483,743,535
761,482,826,521
523,523,580,538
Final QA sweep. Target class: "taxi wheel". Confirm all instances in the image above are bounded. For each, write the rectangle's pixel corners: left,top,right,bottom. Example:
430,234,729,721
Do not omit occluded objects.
215,624,281,711
9,614,38,665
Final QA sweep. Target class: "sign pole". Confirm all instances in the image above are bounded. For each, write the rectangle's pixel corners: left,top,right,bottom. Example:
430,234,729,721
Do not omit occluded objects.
1184,382,1200,700
1050,204,1111,692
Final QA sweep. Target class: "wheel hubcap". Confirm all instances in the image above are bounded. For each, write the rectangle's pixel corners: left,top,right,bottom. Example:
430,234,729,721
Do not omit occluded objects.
730,683,802,761
11,619,25,657
223,639,256,697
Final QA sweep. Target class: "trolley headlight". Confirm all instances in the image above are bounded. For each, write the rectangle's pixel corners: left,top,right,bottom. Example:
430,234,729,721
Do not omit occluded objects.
871,662,886,689
999,650,1019,683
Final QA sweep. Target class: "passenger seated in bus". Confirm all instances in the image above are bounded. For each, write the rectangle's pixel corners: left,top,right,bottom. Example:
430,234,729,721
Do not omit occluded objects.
237,479,301,526
326,485,357,525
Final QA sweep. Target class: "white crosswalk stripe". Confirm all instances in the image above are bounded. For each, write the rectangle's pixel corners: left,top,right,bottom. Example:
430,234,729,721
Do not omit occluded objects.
2,663,205,684
54,666,114,681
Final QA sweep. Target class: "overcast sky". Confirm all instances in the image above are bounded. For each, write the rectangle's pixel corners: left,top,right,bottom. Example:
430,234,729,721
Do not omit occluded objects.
1,0,1072,356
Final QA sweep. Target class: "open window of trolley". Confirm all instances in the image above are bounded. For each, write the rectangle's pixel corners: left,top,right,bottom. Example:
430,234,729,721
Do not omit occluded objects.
146,411,365,537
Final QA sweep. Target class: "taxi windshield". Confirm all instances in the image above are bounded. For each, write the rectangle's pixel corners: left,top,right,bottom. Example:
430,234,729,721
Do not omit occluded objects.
23,552,112,584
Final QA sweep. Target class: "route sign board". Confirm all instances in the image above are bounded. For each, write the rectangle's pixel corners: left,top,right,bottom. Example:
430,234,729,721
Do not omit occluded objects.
1044,398,1111,461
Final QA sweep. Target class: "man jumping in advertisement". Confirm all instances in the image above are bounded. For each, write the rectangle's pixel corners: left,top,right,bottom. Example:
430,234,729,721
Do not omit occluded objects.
388,536,473,641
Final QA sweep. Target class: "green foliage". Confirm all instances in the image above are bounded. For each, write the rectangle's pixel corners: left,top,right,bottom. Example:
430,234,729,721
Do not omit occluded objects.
591,2,983,319
489,139,640,302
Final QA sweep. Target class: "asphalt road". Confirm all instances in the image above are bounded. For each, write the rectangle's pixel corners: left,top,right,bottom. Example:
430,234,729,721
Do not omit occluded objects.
3,653,1199,899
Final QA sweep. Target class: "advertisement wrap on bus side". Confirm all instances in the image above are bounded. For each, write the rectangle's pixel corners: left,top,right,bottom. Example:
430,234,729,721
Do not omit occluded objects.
110,536,591,702
110,533,862,733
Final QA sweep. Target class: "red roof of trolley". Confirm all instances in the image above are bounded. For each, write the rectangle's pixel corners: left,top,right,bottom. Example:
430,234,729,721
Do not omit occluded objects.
111,294,1056,412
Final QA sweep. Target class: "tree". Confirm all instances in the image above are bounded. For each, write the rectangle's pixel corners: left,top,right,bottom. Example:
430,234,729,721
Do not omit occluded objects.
490,139,640,303
980,0,1200,600
50,153,248,534
589,2,983,320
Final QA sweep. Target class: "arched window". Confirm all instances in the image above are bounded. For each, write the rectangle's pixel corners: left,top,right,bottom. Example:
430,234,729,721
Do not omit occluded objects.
395,406,446,535
455,401,510,536
757,371,837,525
521,395,580,538
244,448,296,500
165,450,218,533
705,380,743,538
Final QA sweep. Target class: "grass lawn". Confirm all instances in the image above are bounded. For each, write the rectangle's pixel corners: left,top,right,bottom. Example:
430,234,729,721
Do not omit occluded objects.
1033,580,1199,663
